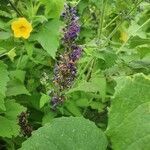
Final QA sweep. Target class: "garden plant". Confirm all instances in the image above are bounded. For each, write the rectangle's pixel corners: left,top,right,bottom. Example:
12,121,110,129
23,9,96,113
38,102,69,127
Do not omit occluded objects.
0,0,150,149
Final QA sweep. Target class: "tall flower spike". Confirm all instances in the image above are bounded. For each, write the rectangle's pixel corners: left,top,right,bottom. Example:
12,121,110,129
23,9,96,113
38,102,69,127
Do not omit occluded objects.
50,5,82,109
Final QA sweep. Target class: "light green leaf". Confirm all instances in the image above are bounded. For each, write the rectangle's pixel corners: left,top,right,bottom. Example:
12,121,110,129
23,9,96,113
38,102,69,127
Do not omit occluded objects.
65,101,82,116
76,98,89,107
33,19,61,58
39,93,49,108
106,73,150,150
0,100,26,138
20,117,108,150
0,61,9,110
39,0,64,18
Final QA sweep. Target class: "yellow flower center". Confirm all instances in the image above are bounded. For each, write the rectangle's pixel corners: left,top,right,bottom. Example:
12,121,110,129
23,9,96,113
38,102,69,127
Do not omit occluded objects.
19,26,26,32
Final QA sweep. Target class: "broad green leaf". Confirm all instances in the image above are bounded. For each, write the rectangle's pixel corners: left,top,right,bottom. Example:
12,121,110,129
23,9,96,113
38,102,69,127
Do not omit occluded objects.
0,100,26,138
106,73,150,150
0,61,9,110
20,117,108,150
39,0,64,18
33,19,61,58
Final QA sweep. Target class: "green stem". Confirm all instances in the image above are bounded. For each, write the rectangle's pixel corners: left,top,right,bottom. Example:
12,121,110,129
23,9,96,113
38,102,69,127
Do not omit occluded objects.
0,53,7,58
103,13,120,30
72,58,94,87
86,59,96,81
75,0,82,6
98,0,107,42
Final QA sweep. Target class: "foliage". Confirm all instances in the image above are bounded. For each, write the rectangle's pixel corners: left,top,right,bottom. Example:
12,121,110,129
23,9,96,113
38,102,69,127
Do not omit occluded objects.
0,0,150,149
20,117,108,150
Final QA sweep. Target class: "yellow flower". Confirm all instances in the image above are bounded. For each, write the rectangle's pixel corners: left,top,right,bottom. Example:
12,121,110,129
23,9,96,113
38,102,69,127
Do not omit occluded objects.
120,31,128,43
11,18,33,39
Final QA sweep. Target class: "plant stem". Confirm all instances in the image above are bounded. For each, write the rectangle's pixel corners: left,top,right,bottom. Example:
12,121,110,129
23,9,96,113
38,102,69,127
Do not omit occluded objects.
86,59,96,81
72,58,94,87
98,0,107,42
103,14,120,30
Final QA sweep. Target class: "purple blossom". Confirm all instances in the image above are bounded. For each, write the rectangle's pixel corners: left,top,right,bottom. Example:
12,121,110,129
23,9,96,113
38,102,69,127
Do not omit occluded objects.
64,21,80,42
69,45,82,62
51,95,64,109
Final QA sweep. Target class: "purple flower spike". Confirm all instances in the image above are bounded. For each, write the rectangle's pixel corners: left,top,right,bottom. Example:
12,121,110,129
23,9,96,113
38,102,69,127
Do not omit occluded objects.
50,4,82,109
69,45,82,62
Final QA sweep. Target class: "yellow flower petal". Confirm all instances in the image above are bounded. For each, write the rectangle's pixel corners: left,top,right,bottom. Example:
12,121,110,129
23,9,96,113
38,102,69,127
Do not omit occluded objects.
22,32,30,39
14,30,22,38
11,17,33,39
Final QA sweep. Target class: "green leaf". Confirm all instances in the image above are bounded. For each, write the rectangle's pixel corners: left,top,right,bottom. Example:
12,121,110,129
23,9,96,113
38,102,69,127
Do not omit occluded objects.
76,98,89,107
33,19,61,58
0,61,9,110
9,70,26,83
42,112,56,125
39,0,64,18
65,101,82,116
20,117,108,150
0,31,11,40
67,80,101,94
106,73,150,150
103,50,117,68
6,80,30,96
90,101,105,113
91,74,107,102
129,36,150,48
6,48,17,62
6,70,30,96
0,100,26,138
39,93,49,108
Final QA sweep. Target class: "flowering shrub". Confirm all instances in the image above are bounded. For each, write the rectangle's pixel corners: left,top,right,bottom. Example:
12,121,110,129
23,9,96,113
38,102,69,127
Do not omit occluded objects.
0,0,150,149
